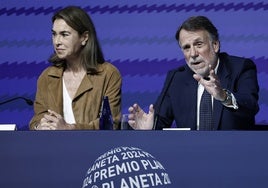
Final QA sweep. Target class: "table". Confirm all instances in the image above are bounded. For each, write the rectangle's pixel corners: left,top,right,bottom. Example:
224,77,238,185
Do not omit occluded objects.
1,131,268,187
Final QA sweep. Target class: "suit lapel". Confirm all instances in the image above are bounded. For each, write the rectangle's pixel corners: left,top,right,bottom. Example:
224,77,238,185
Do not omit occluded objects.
47,67,63,114
189,79,198,130
74,74,93,100
184,67,198,130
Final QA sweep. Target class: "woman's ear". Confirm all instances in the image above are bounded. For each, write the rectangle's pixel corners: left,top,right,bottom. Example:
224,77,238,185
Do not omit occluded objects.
81,31,89,46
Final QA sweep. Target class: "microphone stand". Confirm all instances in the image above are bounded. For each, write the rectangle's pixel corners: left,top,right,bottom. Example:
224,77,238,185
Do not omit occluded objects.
152,66,185,130
0,97,33,106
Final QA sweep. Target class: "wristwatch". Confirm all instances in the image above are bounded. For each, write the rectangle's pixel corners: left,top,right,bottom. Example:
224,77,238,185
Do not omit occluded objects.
222,89,232,105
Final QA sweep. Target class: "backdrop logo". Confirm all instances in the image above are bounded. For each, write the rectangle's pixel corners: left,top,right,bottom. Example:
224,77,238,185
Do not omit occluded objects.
82,146,172,188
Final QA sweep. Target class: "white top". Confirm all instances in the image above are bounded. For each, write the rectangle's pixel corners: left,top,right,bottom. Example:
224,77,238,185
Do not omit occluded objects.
62,79,76,124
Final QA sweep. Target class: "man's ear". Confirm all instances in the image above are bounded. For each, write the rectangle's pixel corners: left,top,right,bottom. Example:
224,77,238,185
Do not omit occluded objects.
213,40,220,53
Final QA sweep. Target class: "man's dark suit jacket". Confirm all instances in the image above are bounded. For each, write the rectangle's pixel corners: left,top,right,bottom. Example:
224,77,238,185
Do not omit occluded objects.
154,53,259,130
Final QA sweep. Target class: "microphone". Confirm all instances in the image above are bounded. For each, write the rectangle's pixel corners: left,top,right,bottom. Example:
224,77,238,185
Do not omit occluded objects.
153,66,185,129
0,97,33,106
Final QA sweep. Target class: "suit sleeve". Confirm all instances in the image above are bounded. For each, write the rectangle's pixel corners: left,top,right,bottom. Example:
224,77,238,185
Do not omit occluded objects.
228,58,259,121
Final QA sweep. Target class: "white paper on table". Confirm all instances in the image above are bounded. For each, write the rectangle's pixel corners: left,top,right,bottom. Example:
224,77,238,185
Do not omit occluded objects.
0,124,17,131
163,128,191,131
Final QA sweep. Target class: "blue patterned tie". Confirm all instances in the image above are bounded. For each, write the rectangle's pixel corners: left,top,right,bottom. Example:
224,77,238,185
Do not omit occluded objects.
199,89,213,130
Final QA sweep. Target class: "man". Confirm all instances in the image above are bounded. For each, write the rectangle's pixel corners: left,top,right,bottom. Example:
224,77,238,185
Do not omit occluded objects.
128,16,259,130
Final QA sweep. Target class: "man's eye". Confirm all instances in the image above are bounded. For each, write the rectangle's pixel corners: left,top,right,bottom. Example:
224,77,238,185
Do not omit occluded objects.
197,42,203,47
183,45,190,51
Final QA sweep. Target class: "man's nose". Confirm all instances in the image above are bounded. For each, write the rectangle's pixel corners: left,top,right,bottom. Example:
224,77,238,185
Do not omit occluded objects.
190,47,198,58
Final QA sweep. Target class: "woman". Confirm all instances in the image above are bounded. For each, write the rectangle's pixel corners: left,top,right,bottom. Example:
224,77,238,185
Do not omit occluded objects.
29,6,121,130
